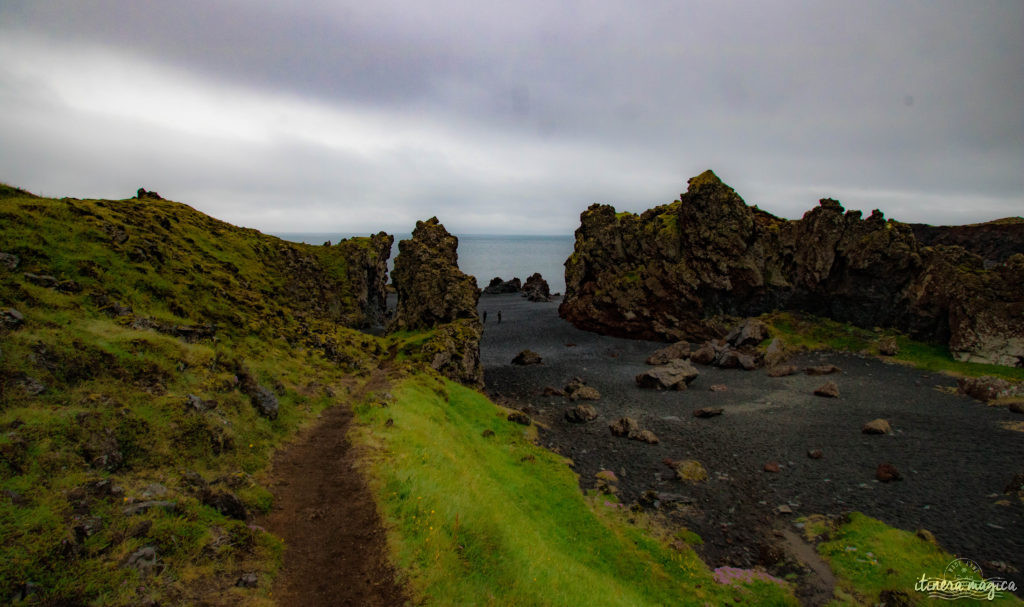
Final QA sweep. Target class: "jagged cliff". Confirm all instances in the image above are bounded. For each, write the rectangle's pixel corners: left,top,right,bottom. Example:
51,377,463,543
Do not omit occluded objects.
560,171,1024,367
389,217,484,386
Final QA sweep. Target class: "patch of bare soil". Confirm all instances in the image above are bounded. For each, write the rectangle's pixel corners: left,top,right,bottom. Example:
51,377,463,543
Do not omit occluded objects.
258,384,406,607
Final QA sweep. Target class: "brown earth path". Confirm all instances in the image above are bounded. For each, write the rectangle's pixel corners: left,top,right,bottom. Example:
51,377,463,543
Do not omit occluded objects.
258,373,407,607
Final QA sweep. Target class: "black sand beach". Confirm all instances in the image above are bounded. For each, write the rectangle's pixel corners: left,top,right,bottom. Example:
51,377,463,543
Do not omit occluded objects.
479,293,1024,589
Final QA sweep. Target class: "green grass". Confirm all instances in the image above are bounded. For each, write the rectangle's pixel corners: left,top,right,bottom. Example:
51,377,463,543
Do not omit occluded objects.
351,376,799,606
817,512,1022,606
761,311,1024,382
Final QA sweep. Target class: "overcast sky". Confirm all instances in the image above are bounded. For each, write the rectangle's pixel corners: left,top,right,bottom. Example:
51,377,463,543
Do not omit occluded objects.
1,1,1021,234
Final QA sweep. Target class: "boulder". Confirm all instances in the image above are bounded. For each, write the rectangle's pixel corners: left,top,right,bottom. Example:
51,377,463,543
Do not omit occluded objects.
957,376,1024,402
635,359,700,390
236,366,279,420
595,470,618,494
564,404,598,423
862,418,892,434
763,338,787,367
813,381,839,398
709,384,727,392
673,460,708,483
1,308,24,328
877,336,900,356
726,318,769,347
645,341,691,365
690,343,717,365
543,386,566,397
766,365,798,377
511,349,542,365
203,490,248,520
569,386,601,401
522,272,551,302
876,463,902,482
506,410,531,426
609,417,640,437
634,430,659,444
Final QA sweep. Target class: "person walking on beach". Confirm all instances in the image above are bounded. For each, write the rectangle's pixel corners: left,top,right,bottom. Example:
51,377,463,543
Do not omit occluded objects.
498,311,502,324
483,311,488,324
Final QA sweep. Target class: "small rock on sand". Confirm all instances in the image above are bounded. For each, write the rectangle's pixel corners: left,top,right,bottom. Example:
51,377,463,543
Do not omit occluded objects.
693,407,723,418
709,384,727,392
507,410,531,425
645,341,690,365
673,460,708,482
876,463,901,482
814,381,840,398
807,449,824,459
570,386,601,401
542,386,565,397
564,404,598,423
806,364,841,376
511,349,542,365
767,365,798,377
877,336,900,356
609,417,640,437
763,461,780,473
862,418,892,434
635,359,700,390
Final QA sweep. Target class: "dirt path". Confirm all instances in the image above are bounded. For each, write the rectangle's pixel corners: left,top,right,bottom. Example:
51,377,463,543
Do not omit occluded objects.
258,380,406,607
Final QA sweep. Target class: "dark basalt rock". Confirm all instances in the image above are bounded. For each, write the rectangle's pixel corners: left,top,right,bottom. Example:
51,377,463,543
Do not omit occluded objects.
522,272,551,302
559,170,1024,367
511,349,542,365
483,276,522,294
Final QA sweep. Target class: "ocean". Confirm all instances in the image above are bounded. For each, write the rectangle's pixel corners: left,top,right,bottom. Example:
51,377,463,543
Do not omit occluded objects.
275,233,576,293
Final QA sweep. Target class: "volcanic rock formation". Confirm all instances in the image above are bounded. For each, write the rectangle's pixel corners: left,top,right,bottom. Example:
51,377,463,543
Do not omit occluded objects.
390,217,484,385
560,170,1024,366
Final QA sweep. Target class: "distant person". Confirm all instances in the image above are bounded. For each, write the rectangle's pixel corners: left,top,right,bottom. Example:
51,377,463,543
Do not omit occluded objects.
498,311,502,324
483,311,488,323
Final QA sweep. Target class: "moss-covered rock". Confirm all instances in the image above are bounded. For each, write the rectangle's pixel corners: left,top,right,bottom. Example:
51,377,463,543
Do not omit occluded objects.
560,171,1024,367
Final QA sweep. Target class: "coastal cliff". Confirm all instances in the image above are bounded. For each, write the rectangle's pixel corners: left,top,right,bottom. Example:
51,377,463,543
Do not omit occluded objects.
560,171,1024,367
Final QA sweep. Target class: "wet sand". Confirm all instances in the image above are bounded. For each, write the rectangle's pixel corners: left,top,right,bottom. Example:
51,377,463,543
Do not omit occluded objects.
479,293,1024,588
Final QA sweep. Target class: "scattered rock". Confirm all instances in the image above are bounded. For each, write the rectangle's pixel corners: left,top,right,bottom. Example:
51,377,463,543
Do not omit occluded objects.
805,364,841,376
916,528,939,546
693,407,723,418
522,273,551,302
123,501,178,516
609,417,641,437
813,381,839,398
542,386,566,397
483,276,521,294
763,338,787,367
1009,402,1024,414
564,377,601,400
709,384,727,392
862,418,892,434
690,343,717,365
726,318,769,347
23,272,59,289
763,461,780,473
565,404,598,423
203,490,248,520
236,573,259,588
122,546,160,576
0,252,19,270
635,359,700,390
511,349,543,365
185,394,216,412
633,430,659,444
1004,472,1024,494
236,366,279,420
569,385,601,401
645,341,691,365
807,449,824,459
776,504,793,514
1,308,25,328
19,376,46,396
877,336,900,356
957,376,1024,402
674,460,708,483
128,519,153,539
595,470,618,494
506,410,531,426
876,463,902,482
766,365,798,377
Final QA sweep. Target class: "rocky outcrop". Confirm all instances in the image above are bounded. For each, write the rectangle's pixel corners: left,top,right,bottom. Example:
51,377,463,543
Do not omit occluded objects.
560,170,1024,367
910,218,1024,265
483,277,521,294
332,232,393,327
389,218,483,386
391,218,481,330
522,273,551,302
